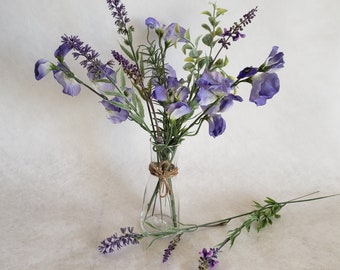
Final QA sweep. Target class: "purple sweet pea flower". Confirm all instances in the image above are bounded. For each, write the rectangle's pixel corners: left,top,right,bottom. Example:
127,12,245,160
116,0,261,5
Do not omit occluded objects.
263,46,285,71
196,70,233,106
166,102,191,120
237,66,258,79
249,72,280,106
164,23,187,43
145,17,160,29
101,97,129,124
54,43,72,59
87,65,115,92
53,70,81,96
207,114,226,138
34,59,52,80
152,85,168,101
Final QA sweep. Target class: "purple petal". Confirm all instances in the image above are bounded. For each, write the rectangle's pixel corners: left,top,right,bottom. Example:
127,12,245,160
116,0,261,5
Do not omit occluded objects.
166,102,191,120
152,86,168,102
145,17,160,29
101,98,129,124
53,70,81,96
208,114,226,138
237,66,258,79
249,73,280,106
34,59,52,80
54,43,72,59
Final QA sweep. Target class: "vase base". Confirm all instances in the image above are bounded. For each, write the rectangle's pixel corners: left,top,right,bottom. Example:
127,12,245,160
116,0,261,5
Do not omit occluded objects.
140,214,177,233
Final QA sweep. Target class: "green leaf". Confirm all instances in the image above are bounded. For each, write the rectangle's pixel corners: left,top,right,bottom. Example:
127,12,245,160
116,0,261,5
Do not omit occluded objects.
208,16,218,27
184,29,190,41
201,23,211,32
202,33,213,46
216,8,228,17
182,43,193,54
215,26,223,36
107,100,130,111
120,69,126,90
189,49,202,58
183,62,195,71
120,44,135,61
224,55,229,66
132,92,144,118
184,57,195,62
201,10,212,16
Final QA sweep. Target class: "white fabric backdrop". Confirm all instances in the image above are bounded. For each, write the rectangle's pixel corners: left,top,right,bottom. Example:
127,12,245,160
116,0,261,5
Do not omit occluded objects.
1,0,340,269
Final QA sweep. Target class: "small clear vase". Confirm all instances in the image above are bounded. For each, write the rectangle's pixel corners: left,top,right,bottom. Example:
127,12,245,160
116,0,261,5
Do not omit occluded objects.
140,140,180,233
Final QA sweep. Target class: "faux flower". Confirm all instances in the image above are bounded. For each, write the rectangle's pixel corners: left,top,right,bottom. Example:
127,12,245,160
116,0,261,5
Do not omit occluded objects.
208,114,226,138
164,23,187,43
166,102,191,121
237,66,258,79
53,69,81,96
101,87,132,123
196,70,234,106
34,59,52,80
249,72,280,106
263,45,285,71
145,17,160,29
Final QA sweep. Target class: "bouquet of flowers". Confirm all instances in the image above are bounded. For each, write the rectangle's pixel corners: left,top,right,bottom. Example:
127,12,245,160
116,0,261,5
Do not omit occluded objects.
33,1,337,269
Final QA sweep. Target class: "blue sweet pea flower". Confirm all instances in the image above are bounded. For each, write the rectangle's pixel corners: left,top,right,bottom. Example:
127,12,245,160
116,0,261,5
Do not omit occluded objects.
166,102,191,120
53,70,81,96
196,70,233,106
262,46,285,71
145,17,160,29
237,66,258,79
34,59,52,80
207,114,226,138
249,72,280,106
152,85,168,102
101,97,129,124
54,43,72,59
164,23,187,43
87,65,115,92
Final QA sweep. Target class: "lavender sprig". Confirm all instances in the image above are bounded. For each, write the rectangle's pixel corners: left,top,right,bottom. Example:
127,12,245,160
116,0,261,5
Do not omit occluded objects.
112,50,142,84
219,6,258,49
162,233,183,263
198,248,220,270
60,35,100,70
98,227,142,254
106,0,132,35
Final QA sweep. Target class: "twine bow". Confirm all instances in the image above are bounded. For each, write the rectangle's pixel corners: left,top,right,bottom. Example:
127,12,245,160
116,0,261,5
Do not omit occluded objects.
148,161,178,198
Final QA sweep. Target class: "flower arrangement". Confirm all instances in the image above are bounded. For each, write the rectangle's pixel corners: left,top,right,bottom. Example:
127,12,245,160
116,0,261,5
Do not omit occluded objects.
33,0,338,269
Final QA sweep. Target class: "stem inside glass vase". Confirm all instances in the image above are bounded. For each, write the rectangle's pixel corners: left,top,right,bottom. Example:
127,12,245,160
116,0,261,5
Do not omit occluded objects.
141,141,180,233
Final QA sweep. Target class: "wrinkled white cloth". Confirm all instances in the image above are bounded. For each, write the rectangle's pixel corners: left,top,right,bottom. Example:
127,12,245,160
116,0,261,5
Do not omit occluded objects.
1,0,340,269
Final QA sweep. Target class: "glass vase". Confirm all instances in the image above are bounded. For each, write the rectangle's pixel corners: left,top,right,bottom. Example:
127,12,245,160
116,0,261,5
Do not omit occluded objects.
140,140,180,233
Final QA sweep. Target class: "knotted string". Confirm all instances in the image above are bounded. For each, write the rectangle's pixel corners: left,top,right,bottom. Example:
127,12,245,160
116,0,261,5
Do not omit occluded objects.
148,161,178,198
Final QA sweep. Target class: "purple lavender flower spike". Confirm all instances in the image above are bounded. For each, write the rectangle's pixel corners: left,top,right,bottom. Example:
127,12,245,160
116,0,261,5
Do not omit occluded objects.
166,102,191,120
249,72,280,106
98,227,141,255
34,59,52,80
162,233,182,263
53,70,81,96
208,114,226,138
145,17,160,29
198,248,219,269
